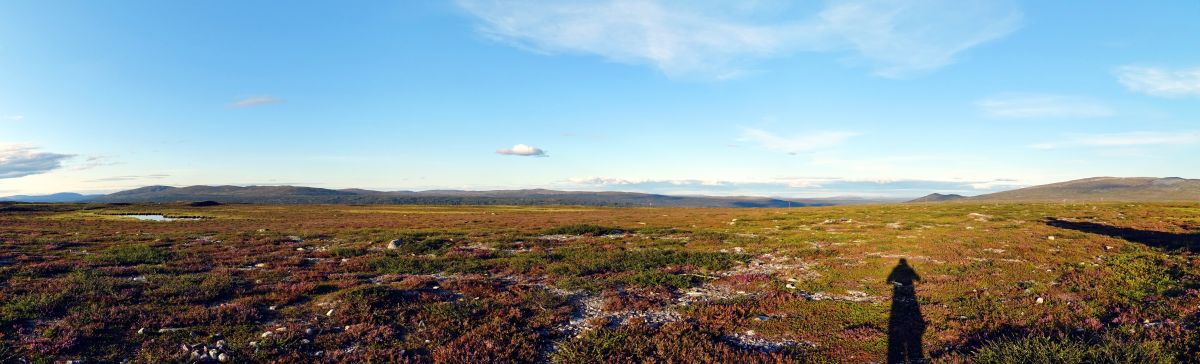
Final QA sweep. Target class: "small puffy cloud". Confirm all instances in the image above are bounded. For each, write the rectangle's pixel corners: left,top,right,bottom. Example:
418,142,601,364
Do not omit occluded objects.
1033,131,1200,149
1115,66,1200,97
230,96,285,108
0,144,73,179
977,94,1113,118
457,0,1022,79
740,128,857,154
496,144,548,157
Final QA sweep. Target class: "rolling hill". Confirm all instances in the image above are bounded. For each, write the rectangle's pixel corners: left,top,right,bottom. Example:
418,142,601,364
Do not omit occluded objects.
907,193,966,203
969,177,1200,202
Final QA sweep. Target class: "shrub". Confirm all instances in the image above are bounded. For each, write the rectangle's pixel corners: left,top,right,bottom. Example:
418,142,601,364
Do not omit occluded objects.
543,224,625,236
972,335,1174,364
87,245,172,265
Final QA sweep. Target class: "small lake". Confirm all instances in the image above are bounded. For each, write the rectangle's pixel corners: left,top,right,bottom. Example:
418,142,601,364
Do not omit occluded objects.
121,214,202,221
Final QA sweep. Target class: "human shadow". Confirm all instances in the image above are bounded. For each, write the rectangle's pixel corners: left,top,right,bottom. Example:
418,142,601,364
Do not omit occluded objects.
886,258,926,364
1045,218,1200,252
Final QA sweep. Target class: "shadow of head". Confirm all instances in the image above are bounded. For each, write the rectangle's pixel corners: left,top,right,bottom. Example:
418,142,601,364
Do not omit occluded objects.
1044,218,1199,252
887,258,920,286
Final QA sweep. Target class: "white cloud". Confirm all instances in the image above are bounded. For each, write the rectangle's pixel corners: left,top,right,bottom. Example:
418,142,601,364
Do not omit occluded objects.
565,176,1023,197
0,144,73,179
457,0,1022,79
2,115,24,122
1115,66,1200,97
1033,131,1200,149
230,96,285,108
496,144,548,157
977,94,1113,118
740,128,857,154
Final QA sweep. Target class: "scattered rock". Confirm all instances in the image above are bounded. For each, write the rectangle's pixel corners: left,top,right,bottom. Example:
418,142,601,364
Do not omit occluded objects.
387,239,403,250
968,213,993,222
1036,297,1044,304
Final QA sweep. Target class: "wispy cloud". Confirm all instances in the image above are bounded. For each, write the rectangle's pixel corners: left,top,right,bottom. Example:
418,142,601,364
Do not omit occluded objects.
1,115,24,122
1033,131,1200,149
230,96,285,108
1115,66,1200,97
740,128,857,154
566,176,1023,198
977,94,1113,119
496,144,548,157
0,144,73,179
84,174,170,183
456,0,1022,79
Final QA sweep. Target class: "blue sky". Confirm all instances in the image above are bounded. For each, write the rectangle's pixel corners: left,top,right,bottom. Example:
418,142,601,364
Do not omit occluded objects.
1,0,1198,198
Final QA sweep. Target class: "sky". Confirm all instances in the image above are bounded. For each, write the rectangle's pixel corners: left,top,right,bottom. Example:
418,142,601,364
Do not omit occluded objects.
1,0,1198,198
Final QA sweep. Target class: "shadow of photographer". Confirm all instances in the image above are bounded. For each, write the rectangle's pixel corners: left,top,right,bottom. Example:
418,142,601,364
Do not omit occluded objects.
886,258,926,363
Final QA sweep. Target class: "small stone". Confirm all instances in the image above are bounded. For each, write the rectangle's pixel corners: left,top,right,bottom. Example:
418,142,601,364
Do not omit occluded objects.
217,353,229,362
305,328,314,335
1036,297,1044,304
208,349,219,358
326,309,335,316
215,339,227,348
269,305,277,310
254,263,268,268
387,239,403,249
1047,236,1056,240
261,331,273,338
296,247,305,251
302,338,311,344
138,327,147,335
249,341,258,346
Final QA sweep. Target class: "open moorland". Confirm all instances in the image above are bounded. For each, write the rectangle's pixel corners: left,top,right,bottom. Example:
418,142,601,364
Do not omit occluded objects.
1,202,1198,363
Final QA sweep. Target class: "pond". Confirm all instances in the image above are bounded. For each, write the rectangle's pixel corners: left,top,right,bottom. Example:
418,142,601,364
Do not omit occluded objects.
121,214,202,221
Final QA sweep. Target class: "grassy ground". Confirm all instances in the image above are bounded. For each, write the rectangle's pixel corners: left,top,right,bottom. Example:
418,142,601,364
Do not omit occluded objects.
0,202,1197,363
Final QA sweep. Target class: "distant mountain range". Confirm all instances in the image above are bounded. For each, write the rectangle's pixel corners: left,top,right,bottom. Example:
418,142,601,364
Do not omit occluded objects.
5,177,1196,207
909,177,1199,203
0,192,102,203
70,185,867,207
